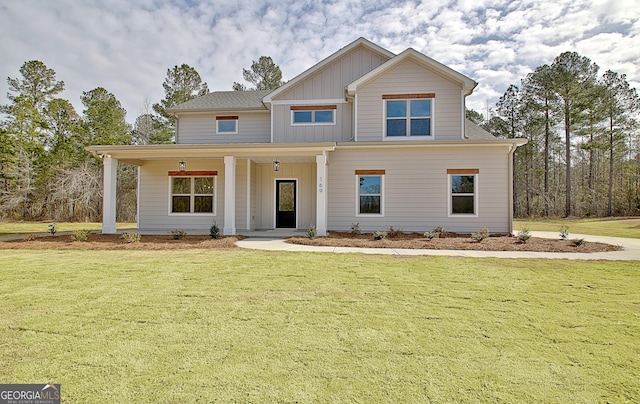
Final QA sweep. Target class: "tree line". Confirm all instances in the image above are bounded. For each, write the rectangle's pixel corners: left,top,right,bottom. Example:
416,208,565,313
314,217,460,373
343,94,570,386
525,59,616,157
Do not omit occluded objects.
469,51,640,218
0,57,283,222
2,51,638,223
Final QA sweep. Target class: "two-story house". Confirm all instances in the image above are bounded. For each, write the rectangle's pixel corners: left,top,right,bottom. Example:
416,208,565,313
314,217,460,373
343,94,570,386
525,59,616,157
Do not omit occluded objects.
88,38,526,236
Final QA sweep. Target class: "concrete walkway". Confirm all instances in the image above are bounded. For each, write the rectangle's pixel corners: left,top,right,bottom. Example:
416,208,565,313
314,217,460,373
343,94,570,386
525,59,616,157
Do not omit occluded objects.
236,231,640,260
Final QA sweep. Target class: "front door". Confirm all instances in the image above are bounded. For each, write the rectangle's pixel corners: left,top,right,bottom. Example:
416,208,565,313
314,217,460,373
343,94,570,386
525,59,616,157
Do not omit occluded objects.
276,180,296,228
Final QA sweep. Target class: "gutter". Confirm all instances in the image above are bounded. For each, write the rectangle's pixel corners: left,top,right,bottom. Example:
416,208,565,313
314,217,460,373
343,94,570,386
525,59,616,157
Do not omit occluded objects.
507,143,517,235
336,139,527,149
167,107,269,114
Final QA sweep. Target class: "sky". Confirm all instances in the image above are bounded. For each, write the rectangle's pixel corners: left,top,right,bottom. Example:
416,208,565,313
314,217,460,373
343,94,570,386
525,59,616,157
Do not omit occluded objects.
1,0,639,123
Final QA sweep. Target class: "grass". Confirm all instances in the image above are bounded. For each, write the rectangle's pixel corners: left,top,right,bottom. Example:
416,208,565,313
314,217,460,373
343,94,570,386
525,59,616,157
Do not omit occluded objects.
2,218,638,239
514,217,640,239
1,249,638,402
0,221,135,236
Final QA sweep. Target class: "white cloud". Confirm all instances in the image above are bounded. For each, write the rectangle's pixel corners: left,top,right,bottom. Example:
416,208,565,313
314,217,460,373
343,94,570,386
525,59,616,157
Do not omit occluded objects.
1,0,638,122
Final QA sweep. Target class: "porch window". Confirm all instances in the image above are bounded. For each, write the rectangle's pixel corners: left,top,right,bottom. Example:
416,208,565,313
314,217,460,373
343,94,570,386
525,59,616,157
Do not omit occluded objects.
448,169,478,216
216,116,238,134
356,170,385,216
170,174,216,215
291,105,336,125
383,94,434,137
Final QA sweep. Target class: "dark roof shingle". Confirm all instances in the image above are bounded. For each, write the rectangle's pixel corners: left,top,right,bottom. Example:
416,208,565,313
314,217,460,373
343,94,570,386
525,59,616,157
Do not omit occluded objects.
167,89,272,112
465,119,496,140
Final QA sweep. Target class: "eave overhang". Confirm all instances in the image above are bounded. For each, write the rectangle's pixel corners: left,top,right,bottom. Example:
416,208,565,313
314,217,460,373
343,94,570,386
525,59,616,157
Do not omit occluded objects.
87,138,527,166
336,138,528,150
86,142,337,165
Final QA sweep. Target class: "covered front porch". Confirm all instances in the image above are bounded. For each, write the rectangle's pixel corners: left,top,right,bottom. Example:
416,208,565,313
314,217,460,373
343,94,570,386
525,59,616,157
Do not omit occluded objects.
87,143,336,237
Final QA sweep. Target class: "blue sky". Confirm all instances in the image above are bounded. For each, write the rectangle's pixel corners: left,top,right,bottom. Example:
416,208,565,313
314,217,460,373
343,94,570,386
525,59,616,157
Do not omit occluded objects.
1,0,639,123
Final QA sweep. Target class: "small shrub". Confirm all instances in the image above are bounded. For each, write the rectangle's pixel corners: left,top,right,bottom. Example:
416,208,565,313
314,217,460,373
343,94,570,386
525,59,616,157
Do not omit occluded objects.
373,230,388,240
209,222,221,239
306,223,317,239
121,232,141,243
424,231,440,240
572,238,586,247
71,229,91,242
387,226,403,238
560,226,569,240
471,227,490,242
170,229,187,240
48,223,57,236
517,228,532,244
350,223,361,235
433,226,446,236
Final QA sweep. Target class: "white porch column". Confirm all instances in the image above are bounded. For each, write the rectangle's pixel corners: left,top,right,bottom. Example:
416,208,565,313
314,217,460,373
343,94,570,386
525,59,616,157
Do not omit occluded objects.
246,159,252,230
102,156,118,234
223,156,236,235
315,154,328,236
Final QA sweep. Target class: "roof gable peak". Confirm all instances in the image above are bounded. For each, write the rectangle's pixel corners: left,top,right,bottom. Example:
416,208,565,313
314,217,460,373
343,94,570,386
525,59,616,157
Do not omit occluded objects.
347,47,478,96
263,37,394,105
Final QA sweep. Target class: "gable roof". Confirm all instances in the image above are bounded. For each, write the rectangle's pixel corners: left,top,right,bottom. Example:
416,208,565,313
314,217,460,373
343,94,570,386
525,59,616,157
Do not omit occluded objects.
167,89,271,113
262,37,395,106
346,48,477,96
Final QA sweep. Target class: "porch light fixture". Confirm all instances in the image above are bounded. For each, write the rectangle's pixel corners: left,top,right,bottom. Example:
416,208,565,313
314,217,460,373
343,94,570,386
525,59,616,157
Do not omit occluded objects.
273,160,280,172
179,160,186,172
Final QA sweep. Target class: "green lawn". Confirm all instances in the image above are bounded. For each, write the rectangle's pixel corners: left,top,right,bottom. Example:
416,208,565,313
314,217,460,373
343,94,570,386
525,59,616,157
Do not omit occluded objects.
515,217,640,239
0,221,135,236
1,249,638,402
3,218,638,239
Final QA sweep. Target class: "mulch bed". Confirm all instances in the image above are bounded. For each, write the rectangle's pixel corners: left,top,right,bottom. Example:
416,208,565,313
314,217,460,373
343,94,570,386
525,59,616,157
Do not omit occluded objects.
1,234,241,250
1,231,622,253
287,231,622,253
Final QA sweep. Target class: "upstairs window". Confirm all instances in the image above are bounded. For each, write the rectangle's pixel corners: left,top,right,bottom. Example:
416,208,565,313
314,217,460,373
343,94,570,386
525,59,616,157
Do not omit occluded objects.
216,116,238,134
291,105,336,125
383,94,434,137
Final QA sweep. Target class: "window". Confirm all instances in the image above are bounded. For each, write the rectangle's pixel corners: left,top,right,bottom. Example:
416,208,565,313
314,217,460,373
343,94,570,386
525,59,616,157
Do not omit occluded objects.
383,94,434,137
448,169,478,216
169,174,216,214
291,105,336,125
356,170,385,215
216,116,238,134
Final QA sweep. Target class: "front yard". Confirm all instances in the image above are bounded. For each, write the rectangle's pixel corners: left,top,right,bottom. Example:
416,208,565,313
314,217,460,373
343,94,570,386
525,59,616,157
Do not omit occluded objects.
1,249,638,402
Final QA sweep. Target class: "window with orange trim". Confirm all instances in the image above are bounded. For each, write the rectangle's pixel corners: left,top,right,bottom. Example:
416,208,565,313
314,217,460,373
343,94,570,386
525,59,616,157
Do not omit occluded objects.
291,105,336,125
449,173,477,215
170,176,216,214
356,173,384,216
216,116,238,134
384,96,433,137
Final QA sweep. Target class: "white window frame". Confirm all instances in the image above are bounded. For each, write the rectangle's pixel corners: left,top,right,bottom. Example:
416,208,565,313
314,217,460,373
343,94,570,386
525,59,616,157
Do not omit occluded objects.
216,117,238,134
291,107,336,126
168,176,217,216
382,95,434,140
448,172,478,217
355,173,385,217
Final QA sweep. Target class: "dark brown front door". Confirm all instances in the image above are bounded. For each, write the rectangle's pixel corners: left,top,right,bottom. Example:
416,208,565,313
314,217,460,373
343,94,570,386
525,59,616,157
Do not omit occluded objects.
276,180,296,228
